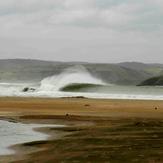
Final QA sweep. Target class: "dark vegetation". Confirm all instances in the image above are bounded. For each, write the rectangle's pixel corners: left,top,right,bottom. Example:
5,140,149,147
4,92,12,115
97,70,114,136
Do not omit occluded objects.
138,76,163,86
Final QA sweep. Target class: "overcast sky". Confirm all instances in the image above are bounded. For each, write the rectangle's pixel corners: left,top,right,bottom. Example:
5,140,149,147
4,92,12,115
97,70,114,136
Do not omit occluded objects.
0,0,163,63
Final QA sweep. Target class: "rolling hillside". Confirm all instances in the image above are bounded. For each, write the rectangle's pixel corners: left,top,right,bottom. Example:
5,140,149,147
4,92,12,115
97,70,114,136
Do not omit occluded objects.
0,59,163,85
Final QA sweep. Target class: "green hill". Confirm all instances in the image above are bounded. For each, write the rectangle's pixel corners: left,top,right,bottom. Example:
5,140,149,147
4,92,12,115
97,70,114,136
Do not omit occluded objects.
138,76,163,86
0,59,163,85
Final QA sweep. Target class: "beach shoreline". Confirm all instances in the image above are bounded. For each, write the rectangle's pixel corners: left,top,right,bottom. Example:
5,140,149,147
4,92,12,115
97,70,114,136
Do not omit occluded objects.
0,97,163,118
0,97,163,162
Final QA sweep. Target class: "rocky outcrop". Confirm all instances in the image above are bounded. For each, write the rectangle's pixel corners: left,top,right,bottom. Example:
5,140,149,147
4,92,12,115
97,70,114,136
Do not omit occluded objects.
22,87,36,92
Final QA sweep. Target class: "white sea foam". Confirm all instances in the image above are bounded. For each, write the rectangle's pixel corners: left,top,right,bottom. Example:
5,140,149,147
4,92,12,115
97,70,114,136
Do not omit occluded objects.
0,120,64,155
0,83,163,100
29,91,163,100
39,65,105,91
0,66,163,100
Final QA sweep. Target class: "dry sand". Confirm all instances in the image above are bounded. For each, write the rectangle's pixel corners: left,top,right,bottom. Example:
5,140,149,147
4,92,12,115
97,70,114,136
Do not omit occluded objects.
0,97,163,118
0,97,163,162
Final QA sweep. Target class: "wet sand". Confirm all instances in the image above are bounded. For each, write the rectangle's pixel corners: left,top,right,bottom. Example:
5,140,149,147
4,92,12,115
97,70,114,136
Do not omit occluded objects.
0,97,163,162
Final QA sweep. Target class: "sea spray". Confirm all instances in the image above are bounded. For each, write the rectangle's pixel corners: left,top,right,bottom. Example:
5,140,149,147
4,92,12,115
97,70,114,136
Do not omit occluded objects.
39,65,105,92
0,82,37,96
0,66,163,100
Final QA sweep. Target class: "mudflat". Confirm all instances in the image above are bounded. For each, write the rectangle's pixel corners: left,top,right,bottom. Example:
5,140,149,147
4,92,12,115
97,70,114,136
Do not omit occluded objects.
0,97,163,162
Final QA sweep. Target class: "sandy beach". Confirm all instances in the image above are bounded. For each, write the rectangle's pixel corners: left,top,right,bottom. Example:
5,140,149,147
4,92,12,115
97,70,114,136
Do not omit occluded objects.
0,97,163,162
0,97,163,118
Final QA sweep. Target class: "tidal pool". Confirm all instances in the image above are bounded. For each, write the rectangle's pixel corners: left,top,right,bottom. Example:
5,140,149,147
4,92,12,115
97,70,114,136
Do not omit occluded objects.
0,120,64,155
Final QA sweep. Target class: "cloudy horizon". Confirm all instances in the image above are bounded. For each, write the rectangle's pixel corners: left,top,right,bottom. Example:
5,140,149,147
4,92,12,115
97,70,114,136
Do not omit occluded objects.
0,0,163,63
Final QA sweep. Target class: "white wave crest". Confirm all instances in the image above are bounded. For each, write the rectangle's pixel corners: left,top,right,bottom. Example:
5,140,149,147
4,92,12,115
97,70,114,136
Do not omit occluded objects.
39,65,105,91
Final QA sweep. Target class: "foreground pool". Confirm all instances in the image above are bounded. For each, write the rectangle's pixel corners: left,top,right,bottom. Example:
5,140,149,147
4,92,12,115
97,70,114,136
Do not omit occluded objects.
0,120,64,155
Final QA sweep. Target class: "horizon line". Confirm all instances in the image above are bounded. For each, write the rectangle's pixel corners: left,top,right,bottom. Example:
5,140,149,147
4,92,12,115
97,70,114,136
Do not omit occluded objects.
0,58,162,65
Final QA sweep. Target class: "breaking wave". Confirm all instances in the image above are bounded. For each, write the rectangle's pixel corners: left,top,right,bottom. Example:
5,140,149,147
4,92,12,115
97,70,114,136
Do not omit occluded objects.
60,83,103,92
0,66,163,100
39,65,106,92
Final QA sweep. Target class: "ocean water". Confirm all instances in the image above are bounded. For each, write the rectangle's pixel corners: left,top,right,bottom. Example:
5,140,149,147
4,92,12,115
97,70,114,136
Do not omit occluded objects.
0,66,163,100
0,120,64,155
0,82,163,100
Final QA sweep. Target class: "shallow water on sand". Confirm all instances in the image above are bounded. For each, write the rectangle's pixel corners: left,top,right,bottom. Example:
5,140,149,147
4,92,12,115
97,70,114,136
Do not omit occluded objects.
0,120,64,155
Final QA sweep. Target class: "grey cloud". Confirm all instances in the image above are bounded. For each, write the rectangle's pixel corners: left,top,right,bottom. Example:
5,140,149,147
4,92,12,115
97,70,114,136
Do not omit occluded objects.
0,0,162,63
0,0,162,30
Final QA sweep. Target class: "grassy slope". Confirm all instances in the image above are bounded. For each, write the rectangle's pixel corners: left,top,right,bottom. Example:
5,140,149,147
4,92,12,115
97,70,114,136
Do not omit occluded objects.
119,62,163,76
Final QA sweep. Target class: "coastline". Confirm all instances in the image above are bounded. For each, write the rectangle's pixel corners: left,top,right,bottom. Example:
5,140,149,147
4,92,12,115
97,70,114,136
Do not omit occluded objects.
0,97,163,162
